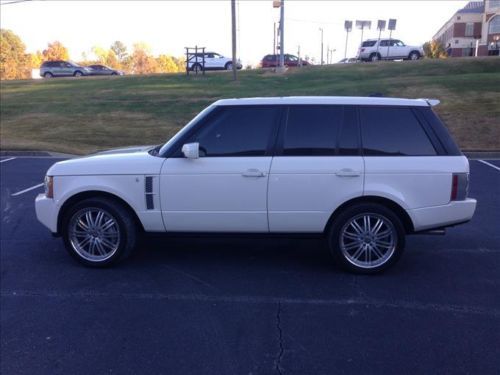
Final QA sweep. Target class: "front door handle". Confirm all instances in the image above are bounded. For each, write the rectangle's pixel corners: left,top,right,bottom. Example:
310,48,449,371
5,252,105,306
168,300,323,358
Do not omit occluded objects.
335,169,361,177
242,169,265,178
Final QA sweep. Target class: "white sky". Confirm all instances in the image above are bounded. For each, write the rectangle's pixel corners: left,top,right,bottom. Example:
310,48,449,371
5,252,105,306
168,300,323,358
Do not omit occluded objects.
1,0,469,65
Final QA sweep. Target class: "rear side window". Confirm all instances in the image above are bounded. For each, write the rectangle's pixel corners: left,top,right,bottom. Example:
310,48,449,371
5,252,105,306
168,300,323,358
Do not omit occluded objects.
283,106,343,156
359,107,437,156
188,106,280,157
362,41,377,47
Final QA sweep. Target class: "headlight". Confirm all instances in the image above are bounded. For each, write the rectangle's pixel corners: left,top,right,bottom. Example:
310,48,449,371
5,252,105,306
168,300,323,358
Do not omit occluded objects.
44,175,54,198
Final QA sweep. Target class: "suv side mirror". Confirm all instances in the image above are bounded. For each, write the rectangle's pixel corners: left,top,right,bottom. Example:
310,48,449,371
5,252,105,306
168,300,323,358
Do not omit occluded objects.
181,142,199,159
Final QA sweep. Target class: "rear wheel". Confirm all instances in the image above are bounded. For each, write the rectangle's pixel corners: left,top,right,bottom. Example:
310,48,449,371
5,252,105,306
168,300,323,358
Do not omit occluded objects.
61,197,138,267
44,72,53,78
73,71,83,77
408,51,420,60
328,203,405,274
369,53,381,62
225,62,233,70
192,64,203,73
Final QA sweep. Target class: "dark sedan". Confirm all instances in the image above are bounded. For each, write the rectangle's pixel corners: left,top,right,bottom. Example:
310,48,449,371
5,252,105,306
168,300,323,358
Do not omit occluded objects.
87,65,124,76
261,54,310,68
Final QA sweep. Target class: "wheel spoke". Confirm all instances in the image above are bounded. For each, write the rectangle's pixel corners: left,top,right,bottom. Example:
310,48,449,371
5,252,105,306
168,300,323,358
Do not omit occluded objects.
371,244,385,259
343,232,359,241
85,211,94,228
372,219,383,235
374,229,392,239
95,211,104,228
351,245,365,260
100,237,118,251
101,219,115,231
374,239,392,248
95,241,106,255
350,220,363,235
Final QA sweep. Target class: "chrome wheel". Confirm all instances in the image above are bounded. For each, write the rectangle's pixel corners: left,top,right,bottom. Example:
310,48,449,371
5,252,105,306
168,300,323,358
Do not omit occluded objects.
69,207,121,262
340,213,396,269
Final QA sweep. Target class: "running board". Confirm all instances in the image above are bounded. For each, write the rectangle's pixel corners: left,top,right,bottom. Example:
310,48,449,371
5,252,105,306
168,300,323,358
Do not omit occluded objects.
415,229,446,235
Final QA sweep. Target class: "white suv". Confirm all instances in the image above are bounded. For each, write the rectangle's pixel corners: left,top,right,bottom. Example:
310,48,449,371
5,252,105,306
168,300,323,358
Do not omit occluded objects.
357,39,424,62
188,52,242,72
35,97,476,274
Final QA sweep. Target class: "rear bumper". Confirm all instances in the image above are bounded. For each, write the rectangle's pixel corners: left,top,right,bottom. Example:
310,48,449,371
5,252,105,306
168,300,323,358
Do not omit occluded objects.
408,198,477,232
35,194,59,233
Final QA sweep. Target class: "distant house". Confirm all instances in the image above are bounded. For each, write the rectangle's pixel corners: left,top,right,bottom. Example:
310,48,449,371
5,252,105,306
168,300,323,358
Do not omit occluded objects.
433,0,500,57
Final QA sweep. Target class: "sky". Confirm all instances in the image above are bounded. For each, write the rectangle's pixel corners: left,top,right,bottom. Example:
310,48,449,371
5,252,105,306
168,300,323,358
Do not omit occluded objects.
0,0,470,65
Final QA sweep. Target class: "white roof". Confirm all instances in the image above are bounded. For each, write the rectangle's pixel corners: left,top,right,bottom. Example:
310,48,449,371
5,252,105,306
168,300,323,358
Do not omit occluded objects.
214,96,435,107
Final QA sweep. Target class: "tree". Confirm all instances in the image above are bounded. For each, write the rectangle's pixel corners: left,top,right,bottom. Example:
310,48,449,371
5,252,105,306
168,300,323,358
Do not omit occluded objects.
30,50,44,69
43,41,69,61
105,50,120,70
131,42,159,74
156,54,178,73
0,29,30,80
423,40,448,59
110,41,128,62
91,45,108,64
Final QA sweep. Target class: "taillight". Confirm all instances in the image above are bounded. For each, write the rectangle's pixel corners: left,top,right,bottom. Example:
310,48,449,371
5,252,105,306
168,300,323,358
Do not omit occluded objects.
450,173,468,201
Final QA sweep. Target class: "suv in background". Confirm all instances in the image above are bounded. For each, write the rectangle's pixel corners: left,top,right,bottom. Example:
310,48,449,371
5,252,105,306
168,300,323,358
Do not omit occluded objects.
40,61,91,78
357,39,424,62
187,52,242,72
261,54,310,68
87,65,124,76
35,97,476,274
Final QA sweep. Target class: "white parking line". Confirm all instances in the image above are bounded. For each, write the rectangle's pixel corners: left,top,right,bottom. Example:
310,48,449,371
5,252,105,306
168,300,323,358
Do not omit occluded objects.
11,183,44,197
478,160,500,171
0,157,16,163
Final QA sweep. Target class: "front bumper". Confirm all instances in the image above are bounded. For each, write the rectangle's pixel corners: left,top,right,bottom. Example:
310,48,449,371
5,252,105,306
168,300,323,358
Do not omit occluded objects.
408,198,477,232
35,194,59,233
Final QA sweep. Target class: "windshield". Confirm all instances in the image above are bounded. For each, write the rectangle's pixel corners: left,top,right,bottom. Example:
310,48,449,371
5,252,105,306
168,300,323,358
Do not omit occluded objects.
158,104,216,156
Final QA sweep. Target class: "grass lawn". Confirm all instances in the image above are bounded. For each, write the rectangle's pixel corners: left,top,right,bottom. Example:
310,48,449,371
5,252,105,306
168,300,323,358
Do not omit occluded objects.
1,57,499,154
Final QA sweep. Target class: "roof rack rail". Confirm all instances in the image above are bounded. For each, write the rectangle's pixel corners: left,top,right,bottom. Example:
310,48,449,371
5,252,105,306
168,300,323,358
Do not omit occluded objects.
418,98,440,106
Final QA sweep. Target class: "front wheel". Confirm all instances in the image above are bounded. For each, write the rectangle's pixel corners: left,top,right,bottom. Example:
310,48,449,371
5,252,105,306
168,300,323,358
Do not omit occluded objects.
328,203,405,274
44,72,53,78
369,53,381,62
225,62,233,70
408,51,420,60
61,197,138,267
74,71,83,77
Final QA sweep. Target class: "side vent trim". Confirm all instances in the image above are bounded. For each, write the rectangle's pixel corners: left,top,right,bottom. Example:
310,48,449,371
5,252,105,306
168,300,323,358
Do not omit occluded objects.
145,176,155,210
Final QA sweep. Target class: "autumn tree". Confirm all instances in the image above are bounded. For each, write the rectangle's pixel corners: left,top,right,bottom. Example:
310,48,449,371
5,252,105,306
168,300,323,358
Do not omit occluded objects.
131,42,159,74
110,41,128,62
43,41,69,61
423,40,448,59
156,54,178,73
30,50,44,69
0,29,31,80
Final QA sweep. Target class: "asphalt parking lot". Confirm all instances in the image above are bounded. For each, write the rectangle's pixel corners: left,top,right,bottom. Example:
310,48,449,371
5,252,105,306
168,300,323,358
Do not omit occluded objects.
1,156,499,375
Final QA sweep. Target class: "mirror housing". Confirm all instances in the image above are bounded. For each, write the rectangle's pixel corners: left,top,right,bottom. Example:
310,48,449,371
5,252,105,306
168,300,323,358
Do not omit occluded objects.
182,142,199,159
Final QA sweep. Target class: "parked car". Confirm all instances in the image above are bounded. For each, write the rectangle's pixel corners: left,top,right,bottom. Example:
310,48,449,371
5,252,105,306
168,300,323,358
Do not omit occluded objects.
35,96,476,274
87,65,124,76
187,52,242,72
357,39,424,62
261,54,310,68
40,61,92,78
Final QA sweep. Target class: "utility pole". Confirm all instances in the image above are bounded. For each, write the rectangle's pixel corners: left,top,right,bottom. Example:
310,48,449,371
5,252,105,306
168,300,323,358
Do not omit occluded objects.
273,22,276,55
319,28,324,65
279,0,285,69
344,21,352,59
231,0,237,80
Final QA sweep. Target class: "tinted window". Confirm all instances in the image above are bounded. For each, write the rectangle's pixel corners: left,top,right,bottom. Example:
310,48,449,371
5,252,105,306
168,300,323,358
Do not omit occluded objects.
362,41,377,47
360,107,437,156
283,106,342,156
379,40,390,47
188,106,280,157
338,107,359,155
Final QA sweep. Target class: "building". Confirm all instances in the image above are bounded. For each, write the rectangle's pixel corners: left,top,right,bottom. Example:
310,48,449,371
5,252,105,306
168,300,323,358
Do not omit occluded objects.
433,0,500,57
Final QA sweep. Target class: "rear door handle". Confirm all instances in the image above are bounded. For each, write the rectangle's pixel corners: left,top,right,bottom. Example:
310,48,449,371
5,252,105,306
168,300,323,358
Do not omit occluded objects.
242,169,265,178
335,169,361,177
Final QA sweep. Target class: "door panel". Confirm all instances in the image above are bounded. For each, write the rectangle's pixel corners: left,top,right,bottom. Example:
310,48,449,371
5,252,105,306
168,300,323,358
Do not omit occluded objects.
268,157,364,232
161,157,272,232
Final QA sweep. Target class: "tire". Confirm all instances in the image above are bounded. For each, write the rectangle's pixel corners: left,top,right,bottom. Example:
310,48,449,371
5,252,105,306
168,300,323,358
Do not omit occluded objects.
408,51,420,61
73,71,83,77
225,62,233,70
111,72,118,76
61,197,138,267
369,53,381,62
327,203,405,274
192,64,203,73
44,72,53,78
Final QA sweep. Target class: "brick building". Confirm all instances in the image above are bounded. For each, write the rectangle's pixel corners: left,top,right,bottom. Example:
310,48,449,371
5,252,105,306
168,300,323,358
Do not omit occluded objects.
433,0,500,57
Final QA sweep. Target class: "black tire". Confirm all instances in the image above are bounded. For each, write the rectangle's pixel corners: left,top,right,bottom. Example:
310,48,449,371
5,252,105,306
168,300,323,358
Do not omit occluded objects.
44,72,53,78
327,203,405,274
111,72,118,76
73,70,83,77
408,51,420,61
369,53,381,62
225,62,233,70
61,197,138,267
192,63,203,73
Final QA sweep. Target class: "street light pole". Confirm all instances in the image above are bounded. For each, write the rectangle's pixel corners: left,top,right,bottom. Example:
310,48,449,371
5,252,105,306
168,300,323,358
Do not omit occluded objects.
231,0,237,80
279,0,285,69
319,28,324,65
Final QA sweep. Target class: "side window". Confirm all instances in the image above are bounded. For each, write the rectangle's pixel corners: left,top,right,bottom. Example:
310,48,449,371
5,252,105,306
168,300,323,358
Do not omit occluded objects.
359,107,437,156
379,40,389,47
338,107,359,156
283,106,343,156
187,106,280,157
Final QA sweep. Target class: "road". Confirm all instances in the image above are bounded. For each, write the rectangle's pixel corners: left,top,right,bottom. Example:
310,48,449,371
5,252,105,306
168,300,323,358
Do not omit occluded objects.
1,156,499,375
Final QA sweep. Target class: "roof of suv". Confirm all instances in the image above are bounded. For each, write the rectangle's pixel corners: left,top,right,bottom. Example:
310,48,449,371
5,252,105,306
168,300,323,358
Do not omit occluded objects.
214,97,435,107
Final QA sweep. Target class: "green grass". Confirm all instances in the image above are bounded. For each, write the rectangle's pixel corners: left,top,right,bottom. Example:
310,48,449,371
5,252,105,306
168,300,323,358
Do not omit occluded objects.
1,57,499,154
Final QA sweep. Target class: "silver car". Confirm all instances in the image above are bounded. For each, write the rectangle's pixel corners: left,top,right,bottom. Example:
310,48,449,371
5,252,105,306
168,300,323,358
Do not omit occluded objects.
40,61,91,78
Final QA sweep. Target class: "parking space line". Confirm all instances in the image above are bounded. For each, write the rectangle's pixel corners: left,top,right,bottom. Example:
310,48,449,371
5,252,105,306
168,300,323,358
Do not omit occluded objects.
11,183,44,197
0,157,16,163
478,160,500,171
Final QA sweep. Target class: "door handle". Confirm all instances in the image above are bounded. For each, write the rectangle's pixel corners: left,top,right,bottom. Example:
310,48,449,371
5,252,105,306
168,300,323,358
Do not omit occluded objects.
335,169,361,177
242,169,265,178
